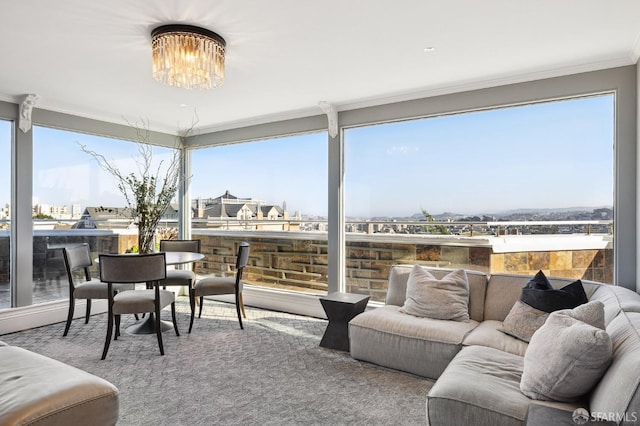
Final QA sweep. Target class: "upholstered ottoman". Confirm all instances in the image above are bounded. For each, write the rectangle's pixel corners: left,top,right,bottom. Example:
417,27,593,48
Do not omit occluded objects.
0,344,119,425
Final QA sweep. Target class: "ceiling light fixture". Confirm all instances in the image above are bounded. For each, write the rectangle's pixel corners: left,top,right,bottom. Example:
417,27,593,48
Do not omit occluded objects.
151,24,226,90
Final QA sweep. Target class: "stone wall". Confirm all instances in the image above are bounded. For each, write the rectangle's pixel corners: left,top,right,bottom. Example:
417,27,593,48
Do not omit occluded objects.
193,232,613,303
0,231,614,305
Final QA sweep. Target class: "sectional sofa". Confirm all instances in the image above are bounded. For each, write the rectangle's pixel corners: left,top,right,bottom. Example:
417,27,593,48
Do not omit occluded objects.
0,340,119,425
349,265,640,425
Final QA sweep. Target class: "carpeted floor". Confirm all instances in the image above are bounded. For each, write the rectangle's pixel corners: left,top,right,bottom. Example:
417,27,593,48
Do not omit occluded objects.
0,297,433,425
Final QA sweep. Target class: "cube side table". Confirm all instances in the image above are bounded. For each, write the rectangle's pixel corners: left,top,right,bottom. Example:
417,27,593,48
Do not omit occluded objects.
319,292,370,351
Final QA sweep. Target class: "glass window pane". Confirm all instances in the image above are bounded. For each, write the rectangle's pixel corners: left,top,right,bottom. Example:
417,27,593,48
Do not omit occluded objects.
31,126,177,304
345,95,614,302
191,132,328,294
0,120,10,309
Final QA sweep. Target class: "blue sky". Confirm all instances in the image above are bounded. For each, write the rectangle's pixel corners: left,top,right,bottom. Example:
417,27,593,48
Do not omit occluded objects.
1,94,614,218
344,95,614,216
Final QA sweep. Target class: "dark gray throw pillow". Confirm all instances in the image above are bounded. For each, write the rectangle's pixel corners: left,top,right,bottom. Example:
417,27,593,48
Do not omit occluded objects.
520,270,588,312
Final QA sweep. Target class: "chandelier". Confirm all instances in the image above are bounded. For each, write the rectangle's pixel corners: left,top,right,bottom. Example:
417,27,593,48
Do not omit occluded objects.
151,24,226,90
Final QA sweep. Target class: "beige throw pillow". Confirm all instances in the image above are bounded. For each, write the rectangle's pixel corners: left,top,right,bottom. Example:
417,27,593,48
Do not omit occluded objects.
499,300,549,342
520,301,612,402
399,266,470,322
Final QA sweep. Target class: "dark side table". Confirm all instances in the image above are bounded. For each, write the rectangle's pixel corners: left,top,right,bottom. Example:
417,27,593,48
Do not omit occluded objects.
319,292,370,351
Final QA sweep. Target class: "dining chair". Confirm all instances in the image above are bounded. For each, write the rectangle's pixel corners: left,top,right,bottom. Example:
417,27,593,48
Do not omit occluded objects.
62,243,136,337
159,239,201,291
189,242,250,333
99,253,179,360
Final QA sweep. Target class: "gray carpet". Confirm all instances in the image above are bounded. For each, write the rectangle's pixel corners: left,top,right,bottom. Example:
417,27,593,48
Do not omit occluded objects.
0,297,432,425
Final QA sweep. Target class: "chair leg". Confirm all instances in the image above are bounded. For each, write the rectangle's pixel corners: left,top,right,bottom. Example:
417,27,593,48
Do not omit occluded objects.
85,299,92,324
239,292,247,318
235,292,244,330
114,315,121,339
155,306,165,356
171,302,180,336
198,296,204,318
188,289,196,334
101,310,113,360
63,296,75,337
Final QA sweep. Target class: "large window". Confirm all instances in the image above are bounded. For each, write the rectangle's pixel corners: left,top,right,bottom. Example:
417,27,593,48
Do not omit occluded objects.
344,95,615,301
31,126,177,305
191,132,328,294
0,120,10,309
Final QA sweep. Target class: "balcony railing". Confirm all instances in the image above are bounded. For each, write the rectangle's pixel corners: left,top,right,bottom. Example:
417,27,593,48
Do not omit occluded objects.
0,217,614,309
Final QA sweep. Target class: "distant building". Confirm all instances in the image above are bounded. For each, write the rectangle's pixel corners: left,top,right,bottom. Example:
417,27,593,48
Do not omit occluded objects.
0,203,9,220
74,207,133,229
193,190,289,220
192,190,296,231
162,204,179,222
74,204,179,229
33,204,73,220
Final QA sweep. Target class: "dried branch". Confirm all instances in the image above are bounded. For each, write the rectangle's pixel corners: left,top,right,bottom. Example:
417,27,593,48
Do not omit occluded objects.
79,116,197,252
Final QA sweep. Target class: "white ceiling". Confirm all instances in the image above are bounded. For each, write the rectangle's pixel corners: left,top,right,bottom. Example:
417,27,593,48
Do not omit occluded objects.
1,1,639,135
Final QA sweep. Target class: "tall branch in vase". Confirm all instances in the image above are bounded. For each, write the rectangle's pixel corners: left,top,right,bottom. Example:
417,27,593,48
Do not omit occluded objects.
80,117,195,253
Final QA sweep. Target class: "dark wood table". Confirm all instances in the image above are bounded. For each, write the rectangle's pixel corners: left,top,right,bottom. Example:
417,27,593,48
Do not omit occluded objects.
319,292,369,351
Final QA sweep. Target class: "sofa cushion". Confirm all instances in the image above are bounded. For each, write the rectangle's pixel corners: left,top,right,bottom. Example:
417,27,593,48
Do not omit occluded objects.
385,265,488,322
462,320,528,356
349,305,478,379
520,301,612,402
427,345,527,426
483,274,539,321
520,271,588,312
426,345,585,426
483,273,598,322
0,346,119,425
399,266,469,322
499,300,549,343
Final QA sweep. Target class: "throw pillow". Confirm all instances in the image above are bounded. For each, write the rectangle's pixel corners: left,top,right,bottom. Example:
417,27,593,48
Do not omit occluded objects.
399,265,470,322
521,271,588,312
499,271,588,343
520,301,612,402
498,300,549,342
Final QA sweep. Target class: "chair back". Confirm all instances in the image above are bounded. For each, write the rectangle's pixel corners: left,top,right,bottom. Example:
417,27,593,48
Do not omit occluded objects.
99,253,167,284
235,242,250,284
62,243,93,282
159,239,201,253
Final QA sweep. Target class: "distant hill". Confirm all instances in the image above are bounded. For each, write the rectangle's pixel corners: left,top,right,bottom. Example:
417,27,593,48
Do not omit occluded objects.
401,206,613,222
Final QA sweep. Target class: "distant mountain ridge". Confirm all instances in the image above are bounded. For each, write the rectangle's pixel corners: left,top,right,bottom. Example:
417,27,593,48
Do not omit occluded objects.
402,206,613,221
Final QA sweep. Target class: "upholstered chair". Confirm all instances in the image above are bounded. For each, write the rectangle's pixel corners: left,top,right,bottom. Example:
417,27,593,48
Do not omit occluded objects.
189,242,249,333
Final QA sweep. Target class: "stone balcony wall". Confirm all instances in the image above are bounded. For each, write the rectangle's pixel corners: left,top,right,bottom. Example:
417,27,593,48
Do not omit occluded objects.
0,231,613,305
193,231,613,302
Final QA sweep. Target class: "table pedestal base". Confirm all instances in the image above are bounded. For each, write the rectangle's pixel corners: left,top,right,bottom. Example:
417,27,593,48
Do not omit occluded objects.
126,314,172,335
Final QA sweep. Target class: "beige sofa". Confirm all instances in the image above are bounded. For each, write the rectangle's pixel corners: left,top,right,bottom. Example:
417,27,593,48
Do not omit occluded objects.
0,341,119,425
349,265,640,425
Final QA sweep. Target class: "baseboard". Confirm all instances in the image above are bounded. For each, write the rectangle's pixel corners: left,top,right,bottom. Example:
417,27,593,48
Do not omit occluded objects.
209,286,328,319
0,286,383,336
0,300,108,336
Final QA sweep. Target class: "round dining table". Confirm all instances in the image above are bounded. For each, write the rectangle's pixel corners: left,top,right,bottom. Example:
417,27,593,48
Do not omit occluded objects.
97,251,205,335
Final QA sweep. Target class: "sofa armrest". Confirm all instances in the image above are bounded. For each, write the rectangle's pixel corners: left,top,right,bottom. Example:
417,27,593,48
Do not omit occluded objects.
525,403,615,426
